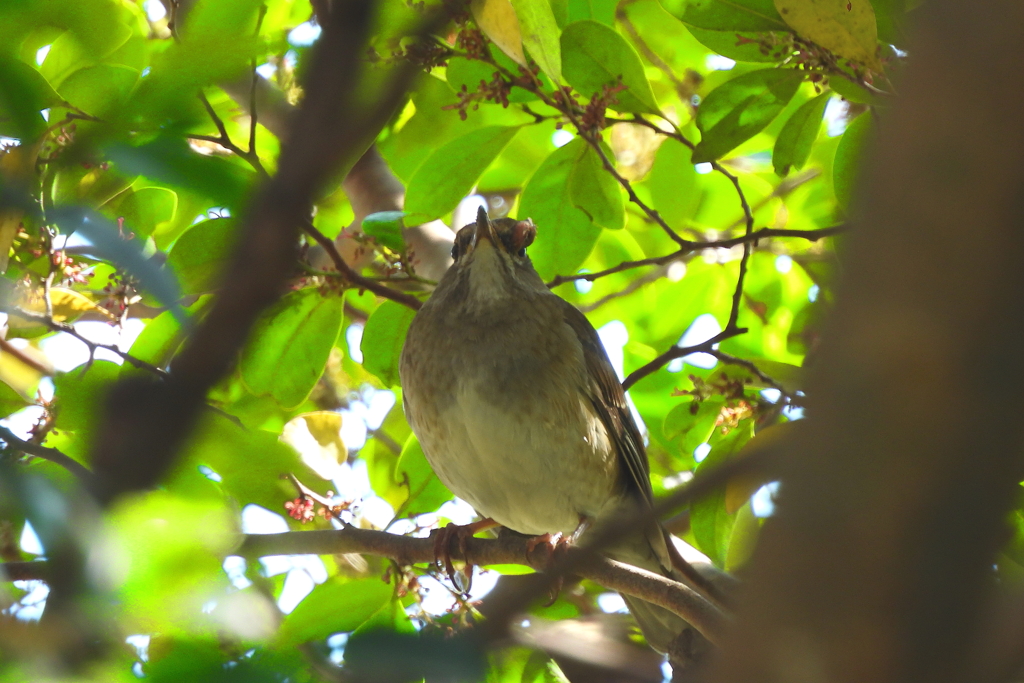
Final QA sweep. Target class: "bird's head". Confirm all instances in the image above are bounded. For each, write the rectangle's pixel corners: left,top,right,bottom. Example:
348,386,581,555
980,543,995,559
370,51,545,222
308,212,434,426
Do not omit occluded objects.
443,206,545,302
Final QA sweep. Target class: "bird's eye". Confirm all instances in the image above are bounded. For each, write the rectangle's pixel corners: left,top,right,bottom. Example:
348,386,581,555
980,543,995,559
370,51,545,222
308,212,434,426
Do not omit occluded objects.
451,244,459,260
517,248,526,257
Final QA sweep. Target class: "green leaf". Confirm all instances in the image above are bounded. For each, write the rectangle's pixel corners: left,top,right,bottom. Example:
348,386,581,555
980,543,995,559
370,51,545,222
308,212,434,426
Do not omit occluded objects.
0,55,61,139
488,647,570,683
110,187,177,239
105,137,254,211
395,434,454,517
664,397,722,454
166,218,240,295
120,296,212,379
277,577,394,646
518,138,602,280
361,300,417,387
644,137,700,229
509,0,563,83
110,491,235,635
177,413,330,513
560,20,659,114
362,211,407,252
693,68,804,163
680,0,788,31
685,26,788,62
567,0,618,25
691,421,753,566
49,207,186,323
56,64,138,117
239,289,344,409
833,110,871,211
404,126,521,221
773,91,829,176
0,380,30,420
569,142,624,229
774,0,881,70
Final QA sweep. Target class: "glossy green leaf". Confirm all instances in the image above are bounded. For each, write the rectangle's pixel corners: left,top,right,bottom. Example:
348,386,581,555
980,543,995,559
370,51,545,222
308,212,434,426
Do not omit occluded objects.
773,91,829,176
567,0,618,25
57,63,138,116
109,491,234,634
0,55,61,139
110,187,177,238
691,421,753,566
49,206,186,323
488,647,570,683
277,577,394,646
509,0,563,83
561,20,659,114
0,380,30,420
833,110,872,210
680,0,788,31
693,68,804,163
361,300,417,388
774,0,881,70
362,211,407,252
166,218,240,295
569,142,624,229
518,138,602,280
404,126,521,221
121,296,211,379
105,137,254,211
239,289,344,409
664,397,723,458
686,26,788,62
644,137,700,229
395,434,454,517
178,413,330,513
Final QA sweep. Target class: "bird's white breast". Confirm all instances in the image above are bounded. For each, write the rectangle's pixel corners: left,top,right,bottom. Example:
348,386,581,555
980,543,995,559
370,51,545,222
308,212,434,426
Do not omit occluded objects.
421,368,620,536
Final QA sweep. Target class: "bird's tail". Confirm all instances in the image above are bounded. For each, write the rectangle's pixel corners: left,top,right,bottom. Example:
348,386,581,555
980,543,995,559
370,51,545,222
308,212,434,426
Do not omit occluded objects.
605,525,724,664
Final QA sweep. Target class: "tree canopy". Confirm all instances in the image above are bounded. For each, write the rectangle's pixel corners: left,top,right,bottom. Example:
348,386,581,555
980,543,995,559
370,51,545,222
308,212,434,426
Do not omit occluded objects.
7,0,1016,682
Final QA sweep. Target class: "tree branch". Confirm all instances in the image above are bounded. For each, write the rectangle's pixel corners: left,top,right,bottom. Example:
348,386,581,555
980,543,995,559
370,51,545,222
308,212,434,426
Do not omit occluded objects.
0,426,91,482
302,221,423,311
547,225,846,287
239,526,728,644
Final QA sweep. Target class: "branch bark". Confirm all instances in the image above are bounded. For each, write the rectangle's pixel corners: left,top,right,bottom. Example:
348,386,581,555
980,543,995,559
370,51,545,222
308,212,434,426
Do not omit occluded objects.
245,527,729,644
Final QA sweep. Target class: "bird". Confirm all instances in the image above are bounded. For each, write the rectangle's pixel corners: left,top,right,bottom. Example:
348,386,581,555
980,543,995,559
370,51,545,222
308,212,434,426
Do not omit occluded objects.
399,206,718,657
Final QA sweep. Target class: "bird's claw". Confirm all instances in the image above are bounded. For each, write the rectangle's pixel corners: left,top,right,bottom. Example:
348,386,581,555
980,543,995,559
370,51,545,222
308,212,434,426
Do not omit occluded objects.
431,518,497,594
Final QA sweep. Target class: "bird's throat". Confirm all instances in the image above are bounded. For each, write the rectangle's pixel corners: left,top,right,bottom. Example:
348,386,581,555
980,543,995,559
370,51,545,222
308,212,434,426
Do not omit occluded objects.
467,242,511,304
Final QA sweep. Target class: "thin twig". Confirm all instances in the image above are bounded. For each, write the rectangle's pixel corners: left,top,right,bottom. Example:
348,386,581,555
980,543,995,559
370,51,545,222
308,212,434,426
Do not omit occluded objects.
579,131,690,248
11,308,169,378
547,225,846,287
622,328,746,390
0,426,92,482
302,221,423,311
196,91,269,178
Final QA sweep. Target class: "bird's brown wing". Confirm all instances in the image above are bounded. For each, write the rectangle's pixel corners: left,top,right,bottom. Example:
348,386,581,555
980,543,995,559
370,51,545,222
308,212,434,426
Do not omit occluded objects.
560,300,654,505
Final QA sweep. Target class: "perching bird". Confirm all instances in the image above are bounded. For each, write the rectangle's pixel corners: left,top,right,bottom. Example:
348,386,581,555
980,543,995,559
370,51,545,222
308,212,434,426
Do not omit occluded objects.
399,207,716,657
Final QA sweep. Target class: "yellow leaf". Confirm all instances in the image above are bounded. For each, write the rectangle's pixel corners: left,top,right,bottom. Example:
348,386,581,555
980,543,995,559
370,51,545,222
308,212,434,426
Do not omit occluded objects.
774,0,882,71
724,420,802,514
281,412,346,480
8,287,115,329
0,346,46,400
0,211,22,273
471,0,527,67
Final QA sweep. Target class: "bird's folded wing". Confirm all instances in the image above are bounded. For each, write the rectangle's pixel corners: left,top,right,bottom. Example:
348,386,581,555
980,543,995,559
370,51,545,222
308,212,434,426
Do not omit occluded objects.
559,300,654,506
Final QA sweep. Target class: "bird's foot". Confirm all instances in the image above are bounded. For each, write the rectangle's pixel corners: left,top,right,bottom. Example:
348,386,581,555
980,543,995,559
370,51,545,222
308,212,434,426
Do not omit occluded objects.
524,533,577,606
431,518,498,594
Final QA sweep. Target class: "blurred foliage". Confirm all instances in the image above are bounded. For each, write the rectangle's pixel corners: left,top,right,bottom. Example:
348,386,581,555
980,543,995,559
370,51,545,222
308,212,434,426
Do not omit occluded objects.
0,0,922,679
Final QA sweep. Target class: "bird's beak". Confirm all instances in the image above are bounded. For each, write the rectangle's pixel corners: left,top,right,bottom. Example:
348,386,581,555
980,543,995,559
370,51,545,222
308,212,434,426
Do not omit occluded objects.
473,205,497,249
